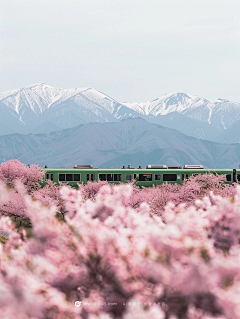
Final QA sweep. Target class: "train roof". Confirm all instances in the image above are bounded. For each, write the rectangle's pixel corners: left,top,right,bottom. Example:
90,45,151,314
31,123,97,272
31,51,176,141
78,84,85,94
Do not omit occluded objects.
42,168,234,171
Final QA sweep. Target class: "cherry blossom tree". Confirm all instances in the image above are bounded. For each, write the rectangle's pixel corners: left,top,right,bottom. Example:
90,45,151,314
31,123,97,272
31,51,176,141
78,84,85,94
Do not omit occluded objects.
0,161,239,318
0,159,44,191
0,179,238,318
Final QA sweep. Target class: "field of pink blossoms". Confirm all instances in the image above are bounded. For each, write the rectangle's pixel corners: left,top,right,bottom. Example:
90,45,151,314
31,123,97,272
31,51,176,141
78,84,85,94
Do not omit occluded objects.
0,160,239,319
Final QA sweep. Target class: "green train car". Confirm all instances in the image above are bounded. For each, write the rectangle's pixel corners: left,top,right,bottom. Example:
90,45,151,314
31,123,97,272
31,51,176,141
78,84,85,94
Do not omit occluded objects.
42,164,240,187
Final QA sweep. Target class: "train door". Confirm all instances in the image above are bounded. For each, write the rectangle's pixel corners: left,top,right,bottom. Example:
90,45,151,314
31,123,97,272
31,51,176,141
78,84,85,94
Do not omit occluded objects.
233,169,237,183
181,173,189,181
133,173,138,181
87,173,94,182
237,174,240,183
46,173,54,181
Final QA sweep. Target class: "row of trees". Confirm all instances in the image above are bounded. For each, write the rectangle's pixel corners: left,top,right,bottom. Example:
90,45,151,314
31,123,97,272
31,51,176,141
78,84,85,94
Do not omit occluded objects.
0,160,238,318
0,159,236,221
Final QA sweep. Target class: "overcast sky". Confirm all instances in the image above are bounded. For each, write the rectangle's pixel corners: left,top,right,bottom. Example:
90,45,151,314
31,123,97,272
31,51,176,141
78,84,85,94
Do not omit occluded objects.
1,0,240,102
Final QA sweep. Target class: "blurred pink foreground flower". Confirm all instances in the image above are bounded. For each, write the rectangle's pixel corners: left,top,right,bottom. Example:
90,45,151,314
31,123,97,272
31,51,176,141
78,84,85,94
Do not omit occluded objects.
0,160,238,318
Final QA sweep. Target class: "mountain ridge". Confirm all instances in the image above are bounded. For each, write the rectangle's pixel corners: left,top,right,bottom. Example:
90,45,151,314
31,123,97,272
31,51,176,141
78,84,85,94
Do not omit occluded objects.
0,118,240,169
1,83,240,141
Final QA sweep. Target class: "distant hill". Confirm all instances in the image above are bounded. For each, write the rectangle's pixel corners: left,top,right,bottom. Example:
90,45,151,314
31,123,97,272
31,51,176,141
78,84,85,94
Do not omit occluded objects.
1,83,240,141
0,118,240,168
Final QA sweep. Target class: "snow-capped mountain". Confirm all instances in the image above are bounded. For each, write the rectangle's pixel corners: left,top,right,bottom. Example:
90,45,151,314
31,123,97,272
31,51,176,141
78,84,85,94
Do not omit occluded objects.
123,92,208,116
122,92,240,141
123,92,240,128
0,83,139,135
0,83,122,121
1,84,240,142
0,83,81,114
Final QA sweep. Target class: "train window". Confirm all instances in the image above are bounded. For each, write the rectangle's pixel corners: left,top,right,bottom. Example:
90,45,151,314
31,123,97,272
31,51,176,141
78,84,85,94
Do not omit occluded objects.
182,174,184,181
59,174,65,182
46,173,49,180
99,174,106,181
114,174,122,181
237,174,240,182
74,174,81,182
155,174,161,181
163,174,177,182
125,174,132,181
226,174,232,182
107,174,114,182
58,174,80,182
186,174,189,180
99,174,117,181
139,174,152,181
66,174,73,182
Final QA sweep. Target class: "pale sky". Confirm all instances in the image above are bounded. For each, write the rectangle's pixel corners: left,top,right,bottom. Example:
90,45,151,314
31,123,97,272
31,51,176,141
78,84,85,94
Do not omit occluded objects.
1,0,240,102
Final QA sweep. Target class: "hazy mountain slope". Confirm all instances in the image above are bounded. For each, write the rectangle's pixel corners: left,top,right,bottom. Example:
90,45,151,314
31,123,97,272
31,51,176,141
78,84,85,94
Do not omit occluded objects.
0,102,24,135
214,119,240,144
0,118,240,169
147,112,219,140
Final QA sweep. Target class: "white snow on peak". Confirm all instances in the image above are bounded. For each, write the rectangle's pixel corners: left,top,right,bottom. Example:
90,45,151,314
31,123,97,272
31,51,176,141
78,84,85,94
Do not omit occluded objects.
210,98,229,103
0,83,90,115
76,88,119,115
208,108,213,124
221,117,227,129
123,92,207,116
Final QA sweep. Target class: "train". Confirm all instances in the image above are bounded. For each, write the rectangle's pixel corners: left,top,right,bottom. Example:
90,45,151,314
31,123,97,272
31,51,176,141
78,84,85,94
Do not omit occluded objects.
42,164,240,187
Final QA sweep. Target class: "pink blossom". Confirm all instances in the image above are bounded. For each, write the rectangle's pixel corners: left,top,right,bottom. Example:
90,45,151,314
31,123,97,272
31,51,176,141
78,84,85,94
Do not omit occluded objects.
0,162,239,318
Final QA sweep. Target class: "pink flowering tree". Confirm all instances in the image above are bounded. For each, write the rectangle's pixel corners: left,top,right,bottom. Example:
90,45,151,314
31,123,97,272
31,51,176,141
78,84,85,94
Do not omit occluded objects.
78,180,109,201
0,159,44,191
186,172,236,198
149,173,237,217
0,160,45,220
0,178,239,318
0,161,239,318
